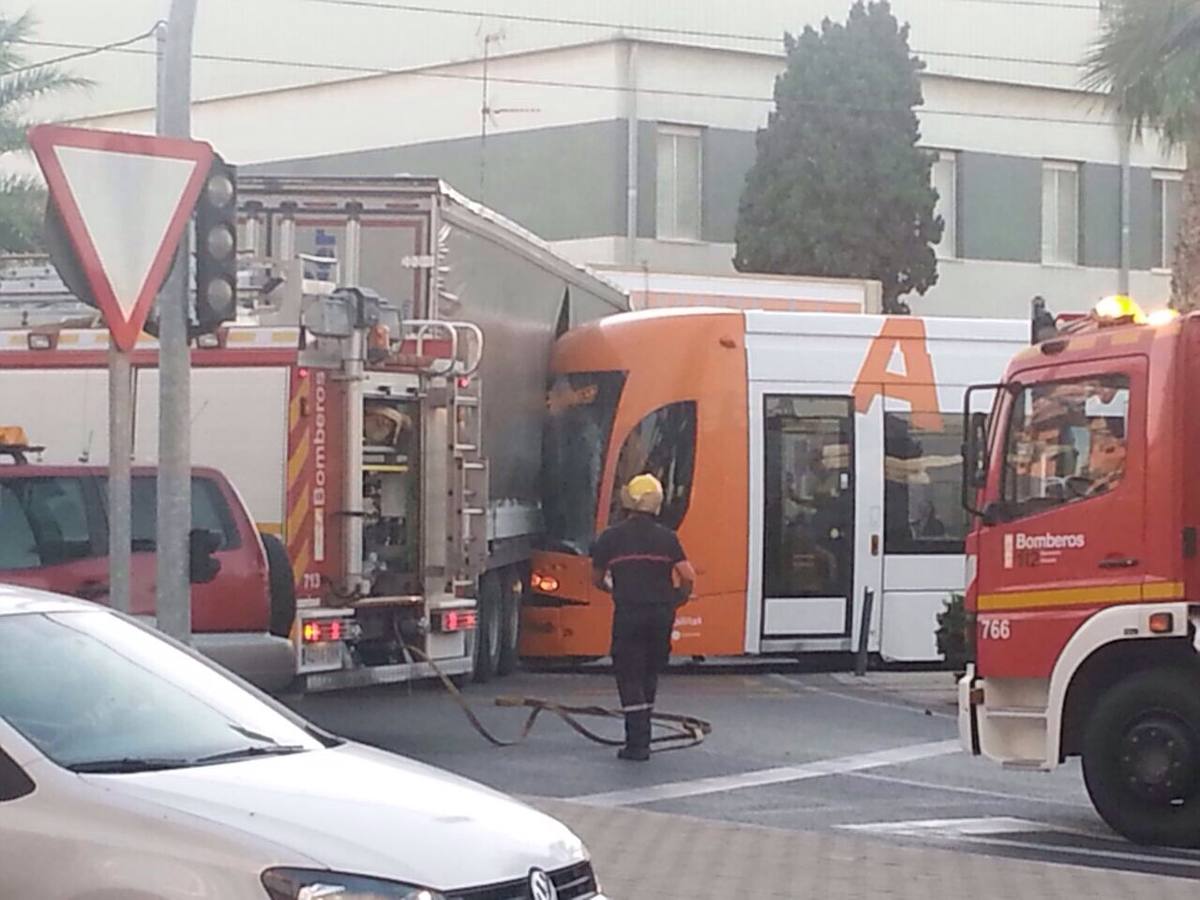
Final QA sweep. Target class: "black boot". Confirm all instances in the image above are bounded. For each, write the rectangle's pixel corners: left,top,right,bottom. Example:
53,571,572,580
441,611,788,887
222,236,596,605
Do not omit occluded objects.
619,708,652,761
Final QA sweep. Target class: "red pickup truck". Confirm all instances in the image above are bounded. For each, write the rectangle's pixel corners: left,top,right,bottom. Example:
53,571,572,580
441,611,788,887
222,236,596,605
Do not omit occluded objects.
0,453,295,690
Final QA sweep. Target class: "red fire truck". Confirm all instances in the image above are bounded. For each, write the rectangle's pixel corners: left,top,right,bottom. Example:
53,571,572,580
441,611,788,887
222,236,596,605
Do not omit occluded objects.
959,296,1200,847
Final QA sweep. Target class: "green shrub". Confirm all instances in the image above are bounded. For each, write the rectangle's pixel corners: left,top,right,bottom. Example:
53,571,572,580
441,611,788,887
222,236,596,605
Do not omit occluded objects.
935,592,969,672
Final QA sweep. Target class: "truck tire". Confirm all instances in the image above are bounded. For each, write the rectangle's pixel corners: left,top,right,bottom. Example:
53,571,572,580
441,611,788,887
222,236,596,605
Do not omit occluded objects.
1082,667,1200,847
497,567,521,676
473,571,503,683
260,533,296,639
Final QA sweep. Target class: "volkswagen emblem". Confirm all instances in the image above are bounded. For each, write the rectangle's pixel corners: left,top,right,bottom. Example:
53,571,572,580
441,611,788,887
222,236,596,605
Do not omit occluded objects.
528,868,557,900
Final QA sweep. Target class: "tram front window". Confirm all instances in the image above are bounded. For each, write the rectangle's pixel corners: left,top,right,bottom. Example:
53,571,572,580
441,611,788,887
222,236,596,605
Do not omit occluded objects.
541,371,626,554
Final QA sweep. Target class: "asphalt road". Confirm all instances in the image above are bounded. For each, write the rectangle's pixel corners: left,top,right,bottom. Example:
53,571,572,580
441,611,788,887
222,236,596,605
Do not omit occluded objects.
288,663,1200,882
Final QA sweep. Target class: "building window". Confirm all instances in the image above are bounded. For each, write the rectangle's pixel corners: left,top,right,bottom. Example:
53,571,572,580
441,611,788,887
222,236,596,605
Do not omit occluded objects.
656,125,702,241
1153,172,1182,270
1041,161,1079,265
930,151,957,259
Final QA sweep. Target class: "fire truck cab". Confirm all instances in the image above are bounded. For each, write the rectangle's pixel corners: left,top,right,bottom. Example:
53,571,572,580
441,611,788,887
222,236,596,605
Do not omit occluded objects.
960,297,1200,847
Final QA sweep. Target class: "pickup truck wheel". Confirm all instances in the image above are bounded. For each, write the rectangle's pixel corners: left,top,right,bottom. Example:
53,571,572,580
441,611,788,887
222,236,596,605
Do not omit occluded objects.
260,533,296,638
473,572,503,683
1082,667,1200,847
497,568,521,676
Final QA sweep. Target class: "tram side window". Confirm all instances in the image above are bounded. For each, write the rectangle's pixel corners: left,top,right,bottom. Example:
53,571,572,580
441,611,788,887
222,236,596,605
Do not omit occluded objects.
1003,375,1130,516
608,402,697,531
884,413,967,554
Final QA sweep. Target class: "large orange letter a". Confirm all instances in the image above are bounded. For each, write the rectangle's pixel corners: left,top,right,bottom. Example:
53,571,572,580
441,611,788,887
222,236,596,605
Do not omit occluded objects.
852,318,943,430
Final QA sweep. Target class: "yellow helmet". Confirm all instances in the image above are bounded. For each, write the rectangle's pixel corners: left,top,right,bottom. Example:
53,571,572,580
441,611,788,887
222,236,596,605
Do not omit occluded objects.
621,473,664,515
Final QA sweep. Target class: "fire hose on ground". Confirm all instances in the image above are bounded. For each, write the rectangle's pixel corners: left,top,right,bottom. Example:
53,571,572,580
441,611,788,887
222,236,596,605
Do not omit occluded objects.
406,645,713,754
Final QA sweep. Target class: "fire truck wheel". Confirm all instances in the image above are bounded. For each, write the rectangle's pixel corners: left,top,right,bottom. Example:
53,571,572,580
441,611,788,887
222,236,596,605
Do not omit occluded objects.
1082,667,1200,848
497,569,521,676
260,533,296,639
473,572,503,683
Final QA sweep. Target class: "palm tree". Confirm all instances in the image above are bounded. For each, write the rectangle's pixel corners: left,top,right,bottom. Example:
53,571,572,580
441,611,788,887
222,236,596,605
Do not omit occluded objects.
1085,0,1200,308
0,10,90,253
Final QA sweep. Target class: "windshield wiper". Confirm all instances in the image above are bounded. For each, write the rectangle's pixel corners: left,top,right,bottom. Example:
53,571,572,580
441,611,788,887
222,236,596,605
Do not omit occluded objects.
191,744,307,765
227,723,283,745
68,757,192,774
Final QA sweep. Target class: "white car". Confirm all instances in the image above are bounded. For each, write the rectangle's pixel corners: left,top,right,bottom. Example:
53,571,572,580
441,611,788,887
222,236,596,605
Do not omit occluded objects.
0,585,605,900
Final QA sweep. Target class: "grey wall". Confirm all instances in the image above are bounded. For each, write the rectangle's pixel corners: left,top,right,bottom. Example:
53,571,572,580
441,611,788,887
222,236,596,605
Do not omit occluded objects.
958,152,1042,263
253,119,1172,277
246,120,626,242
702,128,757,243
1081,163,1120,269
1130,168,1155,271
636,121,657,239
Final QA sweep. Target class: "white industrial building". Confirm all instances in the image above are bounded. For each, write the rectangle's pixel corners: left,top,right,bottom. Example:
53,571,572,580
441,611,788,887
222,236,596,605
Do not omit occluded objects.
9,0,1184,316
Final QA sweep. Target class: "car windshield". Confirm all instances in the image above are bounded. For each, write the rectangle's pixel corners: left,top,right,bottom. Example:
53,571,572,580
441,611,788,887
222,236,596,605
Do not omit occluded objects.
0,610,327,772
541,371,626,554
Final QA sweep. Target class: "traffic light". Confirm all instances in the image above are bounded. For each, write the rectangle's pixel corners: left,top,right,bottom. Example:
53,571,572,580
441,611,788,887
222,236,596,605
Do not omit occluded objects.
193,153,237,335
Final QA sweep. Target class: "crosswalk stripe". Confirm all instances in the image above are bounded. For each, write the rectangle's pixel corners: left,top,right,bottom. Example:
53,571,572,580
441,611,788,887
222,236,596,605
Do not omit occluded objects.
570,739,959,807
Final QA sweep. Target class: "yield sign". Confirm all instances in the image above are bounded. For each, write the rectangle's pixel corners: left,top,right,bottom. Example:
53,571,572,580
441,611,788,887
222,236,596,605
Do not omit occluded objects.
29,125,214,351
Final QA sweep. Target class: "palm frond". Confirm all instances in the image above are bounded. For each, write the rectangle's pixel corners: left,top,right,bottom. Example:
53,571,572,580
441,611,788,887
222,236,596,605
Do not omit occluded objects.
0,67,90,110
0,116,29,154
0,171,46,253
0,11,36,57
0,11,39,75
1082,0,1200,142
1086,0,1200,133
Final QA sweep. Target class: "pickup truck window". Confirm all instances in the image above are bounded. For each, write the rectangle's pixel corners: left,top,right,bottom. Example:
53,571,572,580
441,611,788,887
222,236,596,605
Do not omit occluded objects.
0,484,40,570
0,477,96,570
98,476,241,552
1002,375,1130,517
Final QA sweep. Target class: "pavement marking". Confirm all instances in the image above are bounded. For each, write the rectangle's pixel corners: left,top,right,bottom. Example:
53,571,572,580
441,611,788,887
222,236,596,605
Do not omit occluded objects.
769,674,957,720
846,770,1094,808
843,816,1085,838
569,739,959,807
970,837,1200,871
841,816,1200,872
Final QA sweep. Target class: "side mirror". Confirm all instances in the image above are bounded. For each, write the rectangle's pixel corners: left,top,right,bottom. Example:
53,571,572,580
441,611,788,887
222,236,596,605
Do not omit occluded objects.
961,382,1009,517
189,528,222,585
966,412,989,488
981,501,1008,527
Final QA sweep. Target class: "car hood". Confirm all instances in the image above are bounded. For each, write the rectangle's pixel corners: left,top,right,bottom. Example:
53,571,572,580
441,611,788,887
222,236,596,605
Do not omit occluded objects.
81,742,586,890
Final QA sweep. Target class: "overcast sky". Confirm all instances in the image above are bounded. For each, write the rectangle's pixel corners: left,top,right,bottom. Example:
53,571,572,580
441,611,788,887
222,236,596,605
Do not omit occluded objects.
3,0,1101,124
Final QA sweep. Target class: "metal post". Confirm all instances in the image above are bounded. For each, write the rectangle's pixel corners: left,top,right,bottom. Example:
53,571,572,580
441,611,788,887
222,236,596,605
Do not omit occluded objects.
1119,121,1132,295
155,0,197,643
854,587,875,677
155,23,167,133
625,41,639,266
342,213,366,595
107,345,132,613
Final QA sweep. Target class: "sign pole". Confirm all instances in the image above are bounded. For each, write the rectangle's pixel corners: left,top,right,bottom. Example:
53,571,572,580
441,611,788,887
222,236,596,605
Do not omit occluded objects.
107,343,133,613
156,0,198,644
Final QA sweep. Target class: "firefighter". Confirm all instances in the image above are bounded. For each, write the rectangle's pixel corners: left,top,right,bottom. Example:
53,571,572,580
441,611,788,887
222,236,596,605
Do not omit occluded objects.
591,474,696,761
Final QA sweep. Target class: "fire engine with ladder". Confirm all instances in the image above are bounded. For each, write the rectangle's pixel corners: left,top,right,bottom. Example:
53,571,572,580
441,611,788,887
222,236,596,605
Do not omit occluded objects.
0,176,627,691
960,295,1200,847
